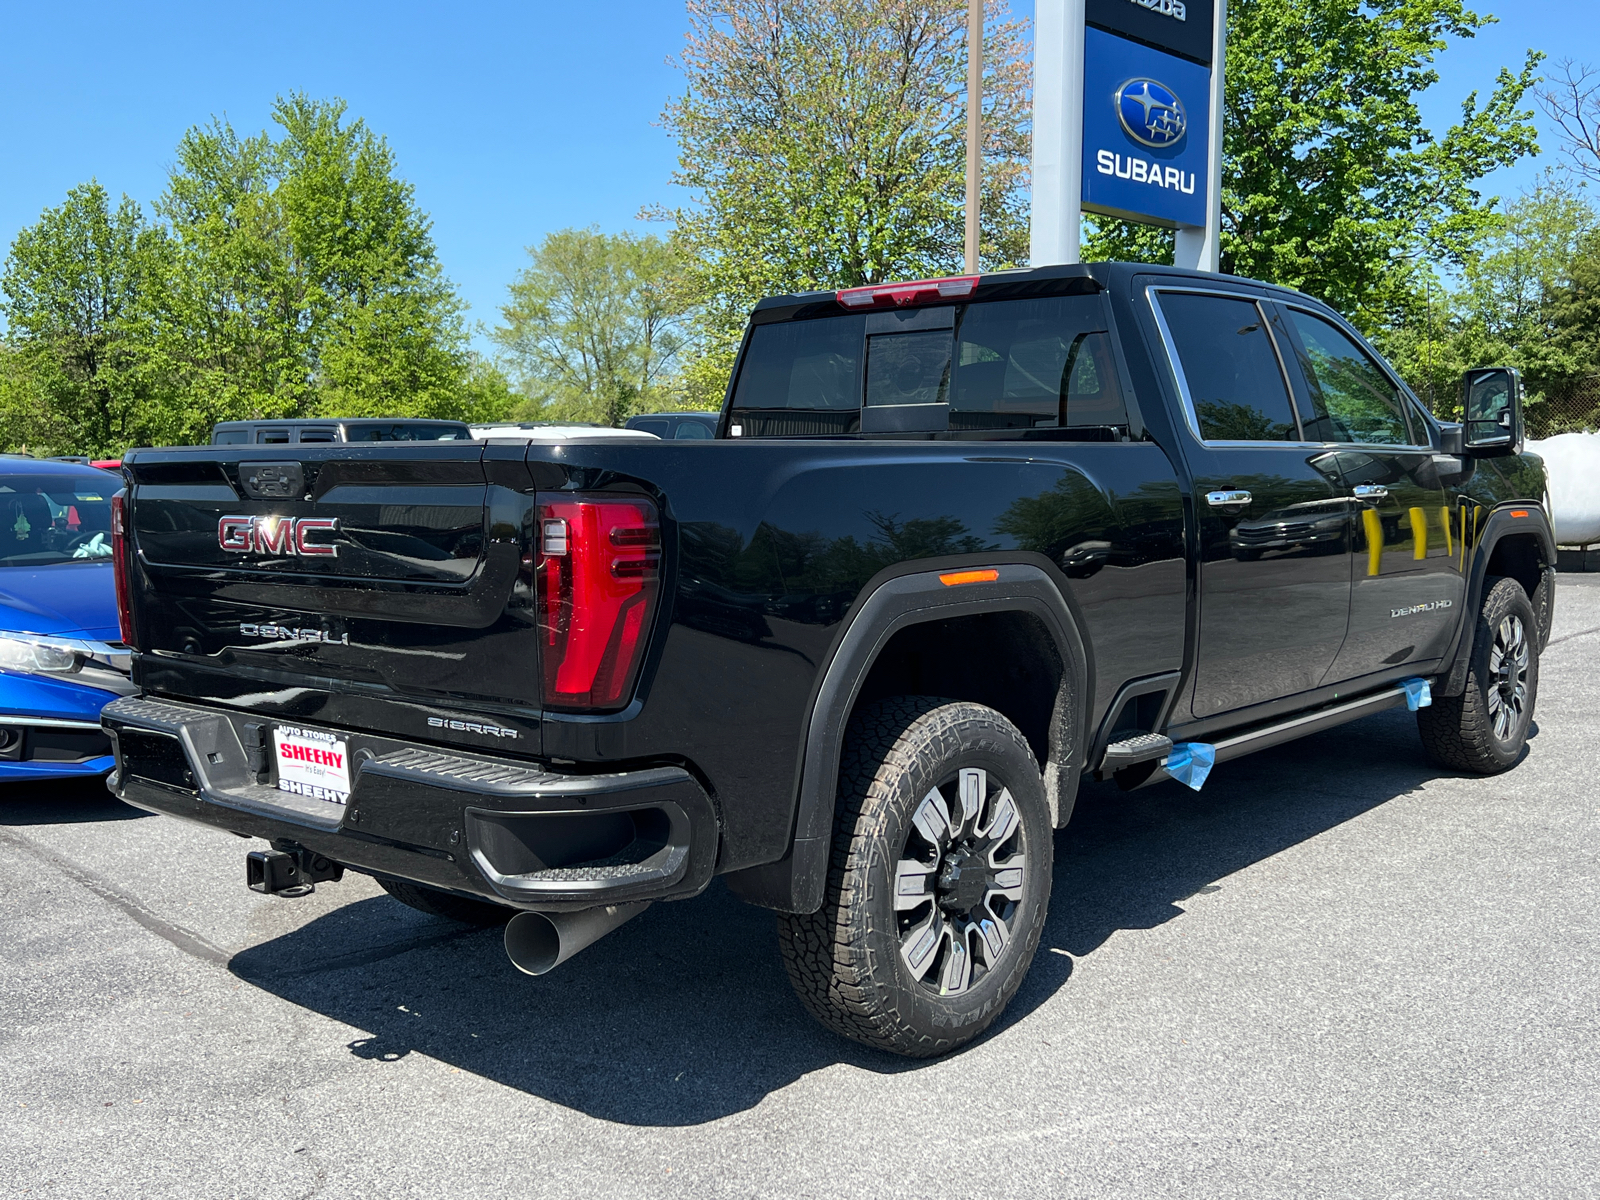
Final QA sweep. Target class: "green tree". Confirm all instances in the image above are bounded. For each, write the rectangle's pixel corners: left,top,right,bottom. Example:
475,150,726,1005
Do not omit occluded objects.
1372,177,1598,423
661,0,1033,399
154,94,491,435
0,181,171,455
1086,0,1542,334
491,228,692,426
1,95,510,456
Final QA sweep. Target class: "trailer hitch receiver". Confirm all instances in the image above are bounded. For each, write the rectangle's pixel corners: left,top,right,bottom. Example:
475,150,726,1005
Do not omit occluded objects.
246,844,345,897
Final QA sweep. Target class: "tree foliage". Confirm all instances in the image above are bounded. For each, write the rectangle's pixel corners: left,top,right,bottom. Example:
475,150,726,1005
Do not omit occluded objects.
1375,178,1599,420
660,0,1032,396
491,228,692,426
0,182,167,454
1,95,511,457
1086,0,1542,333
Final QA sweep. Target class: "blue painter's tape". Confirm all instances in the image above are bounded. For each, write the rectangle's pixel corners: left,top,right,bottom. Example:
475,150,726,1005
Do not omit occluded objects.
1400,677,1432,711
1165,742,1216,791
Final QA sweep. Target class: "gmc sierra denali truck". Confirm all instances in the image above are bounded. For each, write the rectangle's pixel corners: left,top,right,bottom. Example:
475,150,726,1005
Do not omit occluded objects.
103,263,1554,1057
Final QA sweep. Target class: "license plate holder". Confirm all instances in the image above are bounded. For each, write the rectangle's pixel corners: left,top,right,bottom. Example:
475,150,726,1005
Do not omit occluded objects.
271,724,352,807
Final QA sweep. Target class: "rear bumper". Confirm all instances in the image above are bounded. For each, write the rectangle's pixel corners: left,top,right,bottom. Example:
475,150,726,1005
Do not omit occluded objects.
101,695,718,911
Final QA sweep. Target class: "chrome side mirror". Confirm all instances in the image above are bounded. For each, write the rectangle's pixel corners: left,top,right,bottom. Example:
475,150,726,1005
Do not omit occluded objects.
1461,366,1523,456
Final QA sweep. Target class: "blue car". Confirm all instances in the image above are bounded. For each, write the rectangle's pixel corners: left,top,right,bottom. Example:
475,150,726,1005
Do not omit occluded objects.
0,458,135,780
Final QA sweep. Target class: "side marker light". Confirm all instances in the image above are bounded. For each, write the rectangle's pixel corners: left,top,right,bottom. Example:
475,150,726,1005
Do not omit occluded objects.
939,569,999,587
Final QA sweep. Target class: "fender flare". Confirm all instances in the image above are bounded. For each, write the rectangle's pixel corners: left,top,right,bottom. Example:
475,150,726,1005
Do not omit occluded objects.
723,558,1091,914
1437,503,1557,697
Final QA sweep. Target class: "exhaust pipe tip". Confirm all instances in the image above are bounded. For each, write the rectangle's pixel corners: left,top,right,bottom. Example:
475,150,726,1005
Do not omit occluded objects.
504,902,650,976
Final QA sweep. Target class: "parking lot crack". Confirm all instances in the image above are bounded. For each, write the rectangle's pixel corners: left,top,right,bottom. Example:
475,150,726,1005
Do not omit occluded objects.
0,827,230,966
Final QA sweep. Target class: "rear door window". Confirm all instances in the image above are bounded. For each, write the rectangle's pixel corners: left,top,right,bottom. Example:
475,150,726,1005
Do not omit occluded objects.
257,429,291,444
672,420,713,439
633,419,671,437
1155,292,1299,441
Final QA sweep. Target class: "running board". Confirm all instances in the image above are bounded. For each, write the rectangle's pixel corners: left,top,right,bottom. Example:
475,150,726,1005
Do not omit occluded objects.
1122,685,1410,791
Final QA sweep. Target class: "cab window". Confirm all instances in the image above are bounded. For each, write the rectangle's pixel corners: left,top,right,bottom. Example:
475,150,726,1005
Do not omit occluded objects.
951,296,1126,430
1284,310,1414,446
1157,293,1299,441
730,315,866,436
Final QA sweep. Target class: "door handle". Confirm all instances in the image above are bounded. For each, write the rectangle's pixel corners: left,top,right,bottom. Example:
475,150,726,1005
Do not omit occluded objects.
1353,484,1389,500
1206,490,1252,508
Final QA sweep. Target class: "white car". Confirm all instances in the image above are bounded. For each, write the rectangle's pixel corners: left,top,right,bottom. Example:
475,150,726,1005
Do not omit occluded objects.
468,422,660,441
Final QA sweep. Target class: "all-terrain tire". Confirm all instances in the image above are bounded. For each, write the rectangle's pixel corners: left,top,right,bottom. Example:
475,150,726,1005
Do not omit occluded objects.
378,878,512,926
1418,575,1540,774
777,697,1053,1058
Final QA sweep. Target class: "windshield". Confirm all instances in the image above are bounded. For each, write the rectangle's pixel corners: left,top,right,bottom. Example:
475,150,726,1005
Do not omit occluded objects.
0,476,115,567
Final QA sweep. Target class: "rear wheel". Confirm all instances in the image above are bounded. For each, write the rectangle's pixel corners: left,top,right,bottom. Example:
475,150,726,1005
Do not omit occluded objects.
377,878,511,926
778,697,1053,1058
1418,575,1539,774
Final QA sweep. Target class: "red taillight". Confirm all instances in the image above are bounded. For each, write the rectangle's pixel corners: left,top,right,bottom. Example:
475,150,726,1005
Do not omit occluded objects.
535,494,661,710
836,275,979,310
111,490,137,650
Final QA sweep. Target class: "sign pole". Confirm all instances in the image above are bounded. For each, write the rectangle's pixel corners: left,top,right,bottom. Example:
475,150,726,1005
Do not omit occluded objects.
1029,0,1087,266
965,0,983,274
1173,0,1226,272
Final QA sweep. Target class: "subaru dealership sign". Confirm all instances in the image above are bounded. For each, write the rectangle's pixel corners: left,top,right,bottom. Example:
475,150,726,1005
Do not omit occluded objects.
1031,0,1225,268
1081,26,1211,228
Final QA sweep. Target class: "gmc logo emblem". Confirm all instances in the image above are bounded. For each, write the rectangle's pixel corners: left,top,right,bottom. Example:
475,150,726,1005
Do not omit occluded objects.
218,515,340,558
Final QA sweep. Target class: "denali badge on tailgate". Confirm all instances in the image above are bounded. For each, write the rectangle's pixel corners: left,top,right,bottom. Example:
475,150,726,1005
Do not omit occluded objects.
218,515,340,557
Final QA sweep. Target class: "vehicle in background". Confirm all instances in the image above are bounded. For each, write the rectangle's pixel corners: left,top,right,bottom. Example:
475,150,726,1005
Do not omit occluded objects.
46,456,123,470
0,460,134,780
468,422,660,441
624,412,719,440
210,419,473,445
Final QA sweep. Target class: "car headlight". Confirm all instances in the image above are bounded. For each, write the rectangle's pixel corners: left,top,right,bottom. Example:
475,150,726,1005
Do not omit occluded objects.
0,632,84,674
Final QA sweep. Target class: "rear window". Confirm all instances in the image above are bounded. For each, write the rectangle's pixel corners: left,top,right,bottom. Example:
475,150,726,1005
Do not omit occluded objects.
0,476,115,567
344,422,471,442
729,296,1125,436
953,298,1125,430
731,315,866,435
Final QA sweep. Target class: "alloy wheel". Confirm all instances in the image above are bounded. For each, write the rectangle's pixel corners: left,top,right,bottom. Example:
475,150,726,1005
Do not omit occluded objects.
1486,613,1530,743
893,767,1027,997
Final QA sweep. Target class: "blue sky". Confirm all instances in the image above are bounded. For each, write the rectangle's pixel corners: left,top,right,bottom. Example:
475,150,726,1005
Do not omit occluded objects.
1,0,1589,345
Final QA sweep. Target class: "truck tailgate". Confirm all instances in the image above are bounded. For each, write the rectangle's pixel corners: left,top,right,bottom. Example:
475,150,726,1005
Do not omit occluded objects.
123,442,542,752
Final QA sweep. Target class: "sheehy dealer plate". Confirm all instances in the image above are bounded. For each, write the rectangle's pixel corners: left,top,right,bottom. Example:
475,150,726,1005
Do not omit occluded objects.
272,725,351,805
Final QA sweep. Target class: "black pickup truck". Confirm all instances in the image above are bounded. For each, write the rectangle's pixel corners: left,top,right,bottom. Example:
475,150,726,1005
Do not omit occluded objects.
103,262,1554,1057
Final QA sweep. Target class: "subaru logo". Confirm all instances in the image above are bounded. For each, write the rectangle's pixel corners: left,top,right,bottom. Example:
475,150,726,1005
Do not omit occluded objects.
1116,79,1187,148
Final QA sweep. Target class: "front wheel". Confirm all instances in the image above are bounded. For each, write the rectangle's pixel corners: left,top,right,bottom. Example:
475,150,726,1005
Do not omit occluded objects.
1418,575,1540,773
778,697,1053,1057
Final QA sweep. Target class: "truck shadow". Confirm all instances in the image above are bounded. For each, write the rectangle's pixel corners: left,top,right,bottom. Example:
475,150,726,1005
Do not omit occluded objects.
228,706,1451,1126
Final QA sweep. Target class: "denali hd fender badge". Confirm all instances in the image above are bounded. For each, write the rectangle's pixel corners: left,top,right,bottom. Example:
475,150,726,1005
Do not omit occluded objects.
1391,600,1453,619
218,515,340,557
240,623,350,645
428,715,520,740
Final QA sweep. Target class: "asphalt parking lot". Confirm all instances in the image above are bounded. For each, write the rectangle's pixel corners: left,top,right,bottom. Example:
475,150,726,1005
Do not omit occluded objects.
4,575,1598,1199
